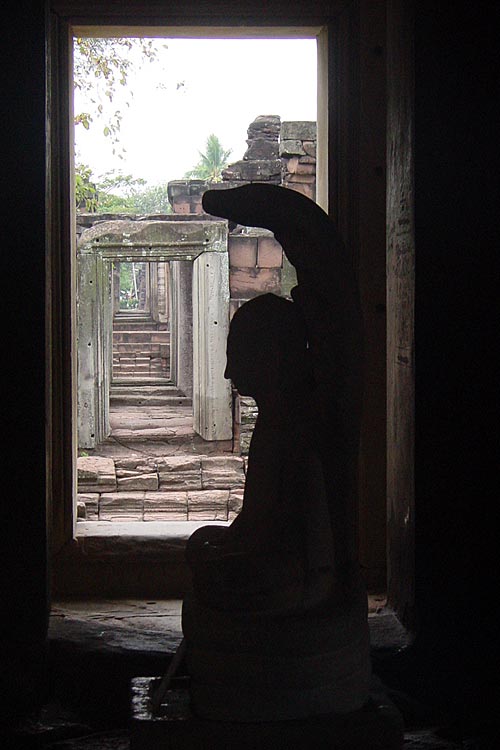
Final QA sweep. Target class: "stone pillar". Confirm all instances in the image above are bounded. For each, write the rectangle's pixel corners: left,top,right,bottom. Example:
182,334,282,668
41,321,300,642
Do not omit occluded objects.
112,262,120,313
77,249,112,449
171,260,193,398
192,250,232,441
149,263,159,322
156,262,169,325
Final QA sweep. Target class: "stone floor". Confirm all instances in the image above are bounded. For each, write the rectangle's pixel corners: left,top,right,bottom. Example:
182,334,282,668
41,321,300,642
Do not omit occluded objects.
90,404,234,457
5,598,489,749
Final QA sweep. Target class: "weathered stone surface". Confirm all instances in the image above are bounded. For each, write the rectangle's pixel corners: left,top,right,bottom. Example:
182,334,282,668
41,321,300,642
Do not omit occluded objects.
240,397,258,423
157,455,202,490
201,456,245,490
77,456,116,492
281,254,299,298
286,173,316,184
257,236,283,268
229,489,244,518
144,491,188,520
230,267,282,299
117,473,159,491
187,490,229,520
99,492,144,521
298,155,316,164
239,397,258,455
285,182,315,200
244,138,279,160
228,236,258,268
247,115,281,140
303,140,317,157
77,493,99,521
281,121,317,141
279,139,306,157
283,156,299,173
295,162,316,175
222,159,282,183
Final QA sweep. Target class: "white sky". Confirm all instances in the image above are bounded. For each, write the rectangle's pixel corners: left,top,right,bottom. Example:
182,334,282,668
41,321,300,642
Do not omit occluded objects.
74,38,317,186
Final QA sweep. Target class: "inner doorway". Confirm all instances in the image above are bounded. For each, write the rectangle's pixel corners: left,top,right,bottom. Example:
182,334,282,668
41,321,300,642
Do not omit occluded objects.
73,32,319,532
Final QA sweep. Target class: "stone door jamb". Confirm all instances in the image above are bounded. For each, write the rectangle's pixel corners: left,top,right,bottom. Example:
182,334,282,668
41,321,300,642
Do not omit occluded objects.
77,218,231,448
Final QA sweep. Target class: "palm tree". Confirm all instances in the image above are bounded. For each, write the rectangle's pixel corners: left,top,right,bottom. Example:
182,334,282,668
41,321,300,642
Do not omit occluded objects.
185,134,232,183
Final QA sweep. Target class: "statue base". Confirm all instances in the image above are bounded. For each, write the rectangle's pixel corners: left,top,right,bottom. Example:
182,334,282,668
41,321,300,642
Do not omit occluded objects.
130,675,403,749
181,576,371,721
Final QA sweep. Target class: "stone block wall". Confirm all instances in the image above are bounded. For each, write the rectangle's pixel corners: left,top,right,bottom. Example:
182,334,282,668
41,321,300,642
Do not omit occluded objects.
77,454,245,522
280,120,317,201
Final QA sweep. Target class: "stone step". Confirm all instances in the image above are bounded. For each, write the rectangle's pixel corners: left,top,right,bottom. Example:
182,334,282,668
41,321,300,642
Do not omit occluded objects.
113,359,167,367
109,393,190,406
113,331,170,343
114,313,153,319
113,323,159,331
113,316,157,330
109,383,189,406
78,487,243,522
113,362,155,371
77,455,245,520
113,365,167,372
113,342,169,354
110,385,185,397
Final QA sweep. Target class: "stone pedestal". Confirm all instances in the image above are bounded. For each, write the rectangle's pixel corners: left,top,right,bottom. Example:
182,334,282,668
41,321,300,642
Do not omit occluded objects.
182,580,372,722
130,676,403,750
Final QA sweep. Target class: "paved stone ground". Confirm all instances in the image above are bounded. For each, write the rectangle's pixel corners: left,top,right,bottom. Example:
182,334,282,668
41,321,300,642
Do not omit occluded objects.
90,404,234,457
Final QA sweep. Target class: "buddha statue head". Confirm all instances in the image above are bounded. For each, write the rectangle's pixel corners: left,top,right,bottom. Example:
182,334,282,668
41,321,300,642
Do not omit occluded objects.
224,293,309,399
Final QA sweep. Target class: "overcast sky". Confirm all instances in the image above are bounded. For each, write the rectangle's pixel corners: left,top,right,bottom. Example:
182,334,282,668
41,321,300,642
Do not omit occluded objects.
74,38,317,186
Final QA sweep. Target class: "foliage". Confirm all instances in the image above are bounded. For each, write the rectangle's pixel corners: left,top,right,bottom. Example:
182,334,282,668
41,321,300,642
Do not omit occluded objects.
118,262,141,309
93,171,146,212
75,163,98,212
130,183,172,214
75,167,172,214
73,37,164,156
185,134,232,182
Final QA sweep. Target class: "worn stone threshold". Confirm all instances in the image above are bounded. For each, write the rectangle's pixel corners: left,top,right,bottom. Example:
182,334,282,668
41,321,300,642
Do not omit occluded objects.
75,520,230,539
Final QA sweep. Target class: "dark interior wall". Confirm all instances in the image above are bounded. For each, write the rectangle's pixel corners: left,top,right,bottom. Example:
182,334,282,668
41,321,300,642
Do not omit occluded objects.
1,0,48,722
386,0,415,627
357,0,387,592
410,2,495,717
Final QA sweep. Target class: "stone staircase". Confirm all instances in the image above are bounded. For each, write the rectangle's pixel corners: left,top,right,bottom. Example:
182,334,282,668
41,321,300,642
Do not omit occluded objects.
110,384,190,408
112,312,170,382
77,454,245,522
78,313,243,523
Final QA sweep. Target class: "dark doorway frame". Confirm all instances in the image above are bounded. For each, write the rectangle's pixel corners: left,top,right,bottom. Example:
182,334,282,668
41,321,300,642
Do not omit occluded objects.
47,1,399,618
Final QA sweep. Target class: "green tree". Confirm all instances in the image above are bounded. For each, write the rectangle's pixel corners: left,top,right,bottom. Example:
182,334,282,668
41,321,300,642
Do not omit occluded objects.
73,37,164,155
94,171,146,212
130,183,172,214
75,163,98,212
185,134,232,183
75,167,172,215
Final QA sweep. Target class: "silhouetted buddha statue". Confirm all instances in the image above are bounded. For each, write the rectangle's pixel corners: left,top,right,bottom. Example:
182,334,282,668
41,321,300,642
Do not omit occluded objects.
182,184,370,721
